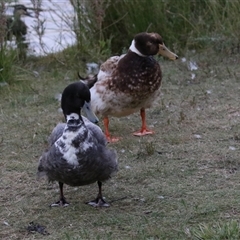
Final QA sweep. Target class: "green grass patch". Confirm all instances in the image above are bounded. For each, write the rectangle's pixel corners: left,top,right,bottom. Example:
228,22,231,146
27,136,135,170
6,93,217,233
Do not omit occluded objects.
191,220,240,240
1,50,240,239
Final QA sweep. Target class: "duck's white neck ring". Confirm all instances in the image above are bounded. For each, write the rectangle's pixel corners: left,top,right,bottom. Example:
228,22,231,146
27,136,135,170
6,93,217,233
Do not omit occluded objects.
129,40,147,57
66,113,80,121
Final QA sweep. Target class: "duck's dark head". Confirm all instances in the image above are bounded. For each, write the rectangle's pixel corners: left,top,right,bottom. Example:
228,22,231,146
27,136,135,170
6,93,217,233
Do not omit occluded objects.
61,81,91,120
130,32,178,60
12,4,32,17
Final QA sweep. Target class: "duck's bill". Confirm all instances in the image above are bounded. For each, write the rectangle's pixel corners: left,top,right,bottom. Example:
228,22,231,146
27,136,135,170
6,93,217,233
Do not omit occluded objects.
158,43,178,60
82,102,99,124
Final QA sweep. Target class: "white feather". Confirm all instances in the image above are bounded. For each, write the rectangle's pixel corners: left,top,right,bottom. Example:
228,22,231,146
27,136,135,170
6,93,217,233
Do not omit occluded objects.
55,131,79,166
129,40,146,57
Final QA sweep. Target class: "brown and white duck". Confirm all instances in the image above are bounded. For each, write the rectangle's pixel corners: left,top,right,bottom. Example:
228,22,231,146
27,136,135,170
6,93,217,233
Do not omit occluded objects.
37,81,118,207
84,32,178,142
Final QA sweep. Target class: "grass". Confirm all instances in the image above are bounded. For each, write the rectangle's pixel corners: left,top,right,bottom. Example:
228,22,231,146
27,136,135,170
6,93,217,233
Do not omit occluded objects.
98,0,240,54
1,1,240,239
0,48,240,239
0,46,18,84
191,220,240,240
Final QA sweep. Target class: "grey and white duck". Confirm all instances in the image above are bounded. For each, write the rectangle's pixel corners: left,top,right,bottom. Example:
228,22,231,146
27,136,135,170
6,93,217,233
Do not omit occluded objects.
83,32,178,142
37,81,118,207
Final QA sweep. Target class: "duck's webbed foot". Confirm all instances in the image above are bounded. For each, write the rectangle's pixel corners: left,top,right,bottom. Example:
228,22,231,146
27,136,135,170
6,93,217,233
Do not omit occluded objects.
50,182,69,207
86,181,110,207
106,135,121,143
87,197,110,207
133,108,154,136
50,197,69,207
133,128,154,136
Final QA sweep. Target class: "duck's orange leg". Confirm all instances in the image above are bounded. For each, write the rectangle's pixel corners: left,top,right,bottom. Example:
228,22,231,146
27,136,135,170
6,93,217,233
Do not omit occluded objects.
133,108,154,136
103,117,120,143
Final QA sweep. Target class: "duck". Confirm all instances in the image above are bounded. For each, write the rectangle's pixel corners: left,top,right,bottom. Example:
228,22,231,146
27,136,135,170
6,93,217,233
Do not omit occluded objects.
83,32,178,142
5,4,33,59
37,81,118,207
6,4,32,42
6,4,32,40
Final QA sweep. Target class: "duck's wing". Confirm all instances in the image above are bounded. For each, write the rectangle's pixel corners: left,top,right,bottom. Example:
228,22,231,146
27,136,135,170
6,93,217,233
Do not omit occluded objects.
37,142,64,180
78,145,118,183
37,123,65,179
80,55,123,87
48,123,65,147
98,55,125,81
86,55,124,116
82,116,107,145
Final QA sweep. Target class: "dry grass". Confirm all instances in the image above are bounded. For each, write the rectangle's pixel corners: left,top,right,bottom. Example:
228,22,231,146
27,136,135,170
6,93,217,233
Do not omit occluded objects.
1,51,240,240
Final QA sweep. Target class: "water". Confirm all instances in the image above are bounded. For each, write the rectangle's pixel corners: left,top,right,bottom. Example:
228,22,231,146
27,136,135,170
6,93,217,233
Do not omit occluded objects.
5,0,76,56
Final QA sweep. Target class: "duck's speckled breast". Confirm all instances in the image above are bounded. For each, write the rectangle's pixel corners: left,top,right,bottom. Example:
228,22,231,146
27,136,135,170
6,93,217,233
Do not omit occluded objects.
109,52,162,98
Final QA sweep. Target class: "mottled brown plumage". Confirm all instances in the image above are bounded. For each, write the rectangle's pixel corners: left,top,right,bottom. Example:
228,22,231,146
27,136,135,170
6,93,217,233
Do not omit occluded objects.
111,52,162,98
84,32,178,142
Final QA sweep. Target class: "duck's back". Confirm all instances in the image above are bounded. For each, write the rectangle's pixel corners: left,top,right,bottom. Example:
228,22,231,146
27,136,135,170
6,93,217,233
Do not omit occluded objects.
48,123,65,146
